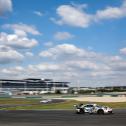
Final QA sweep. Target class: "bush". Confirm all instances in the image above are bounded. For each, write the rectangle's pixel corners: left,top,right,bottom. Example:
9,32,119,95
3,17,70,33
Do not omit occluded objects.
78,90,95,94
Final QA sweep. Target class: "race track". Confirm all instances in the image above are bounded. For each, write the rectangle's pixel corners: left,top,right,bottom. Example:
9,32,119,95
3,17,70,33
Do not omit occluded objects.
0,109,126,126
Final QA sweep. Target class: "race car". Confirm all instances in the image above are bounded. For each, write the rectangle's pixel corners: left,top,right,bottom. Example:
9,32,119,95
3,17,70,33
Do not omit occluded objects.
40,99,52,103
74,103,113,114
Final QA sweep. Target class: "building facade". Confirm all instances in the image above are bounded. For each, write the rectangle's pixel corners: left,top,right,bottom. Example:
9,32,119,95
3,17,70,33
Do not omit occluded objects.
0,78,69,94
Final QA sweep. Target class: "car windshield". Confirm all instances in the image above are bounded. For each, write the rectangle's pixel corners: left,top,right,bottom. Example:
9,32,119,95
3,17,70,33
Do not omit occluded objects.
96,105,101,108
103,106,108,109
85,105,94,107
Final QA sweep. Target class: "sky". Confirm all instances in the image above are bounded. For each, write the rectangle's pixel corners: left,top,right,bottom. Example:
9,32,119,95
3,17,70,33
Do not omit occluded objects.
0,0,126,87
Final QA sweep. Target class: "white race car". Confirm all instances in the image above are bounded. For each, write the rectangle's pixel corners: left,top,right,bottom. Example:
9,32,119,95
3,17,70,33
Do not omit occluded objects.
74,103,113,114
40,99,52,103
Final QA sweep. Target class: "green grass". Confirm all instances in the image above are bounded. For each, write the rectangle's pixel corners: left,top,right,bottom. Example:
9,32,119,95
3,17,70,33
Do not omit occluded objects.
0,98,126,110
0,98,40,105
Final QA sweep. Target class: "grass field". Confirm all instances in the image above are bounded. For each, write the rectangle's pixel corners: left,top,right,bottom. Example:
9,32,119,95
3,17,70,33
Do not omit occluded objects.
0,98,39,105
0,98,126,110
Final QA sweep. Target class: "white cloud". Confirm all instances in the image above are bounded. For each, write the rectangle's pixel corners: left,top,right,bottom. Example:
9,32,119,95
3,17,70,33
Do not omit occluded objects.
120,47,126,55
0,32,38,49
96,7,124,20
53,5,92,28
108,60,126,71
1,23,40,49
25,52,34,57
91,71,114,77
54,32,74,40
1,43,126,86
39,43,126,73
53,1,126,28
2,66,25,77
95,0,126,20
36,63,60,71
3,23,41,36
109,55,122,61
34,11,43,17
65,61,99,71
0,63,62,79
0,45,24,64
39,43,96,59
0,0,12,15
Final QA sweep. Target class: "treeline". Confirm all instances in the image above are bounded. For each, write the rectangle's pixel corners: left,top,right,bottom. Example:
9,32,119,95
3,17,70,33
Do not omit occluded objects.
69,88,126,94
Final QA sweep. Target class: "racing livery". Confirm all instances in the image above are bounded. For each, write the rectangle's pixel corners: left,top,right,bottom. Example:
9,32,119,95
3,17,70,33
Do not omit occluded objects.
74,103,113,114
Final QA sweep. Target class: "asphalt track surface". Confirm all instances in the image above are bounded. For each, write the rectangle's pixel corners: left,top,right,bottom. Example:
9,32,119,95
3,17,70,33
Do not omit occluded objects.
0,109,126,126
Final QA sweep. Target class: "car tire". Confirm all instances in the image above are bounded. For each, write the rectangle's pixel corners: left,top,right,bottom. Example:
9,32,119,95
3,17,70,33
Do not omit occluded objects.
76,111,80,114
80,108,85,114
89,112,93,115
97,109,104,115
109,111,113,114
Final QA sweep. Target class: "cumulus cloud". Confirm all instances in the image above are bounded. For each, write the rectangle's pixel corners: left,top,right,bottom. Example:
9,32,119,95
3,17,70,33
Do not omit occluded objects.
1,43,126,86
95,0,126,20
0,23,40,65
31,63,60,71
109,55,122,61
0,0,12,15
0,63,62,79
3,23,41,36
1,66,26,79
0,23,40,49
0,45,24,64
0,32,38,49
39,43,96,59
52,5,92,28
52,1,126,28
54,32,74,40
39,43,126,71
108,60,126,71
120,47,126,55
25,52,34,57
65,61,99,71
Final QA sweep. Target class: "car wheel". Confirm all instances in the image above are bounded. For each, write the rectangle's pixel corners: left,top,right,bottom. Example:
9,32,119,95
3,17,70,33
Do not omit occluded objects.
80,108,85,114
76,111,80,114
109,111,113,114
89,112,93,115
97,109,104,115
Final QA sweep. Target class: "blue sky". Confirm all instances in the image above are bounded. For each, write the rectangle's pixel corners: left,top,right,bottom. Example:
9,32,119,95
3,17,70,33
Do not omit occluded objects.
0,0,126,87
